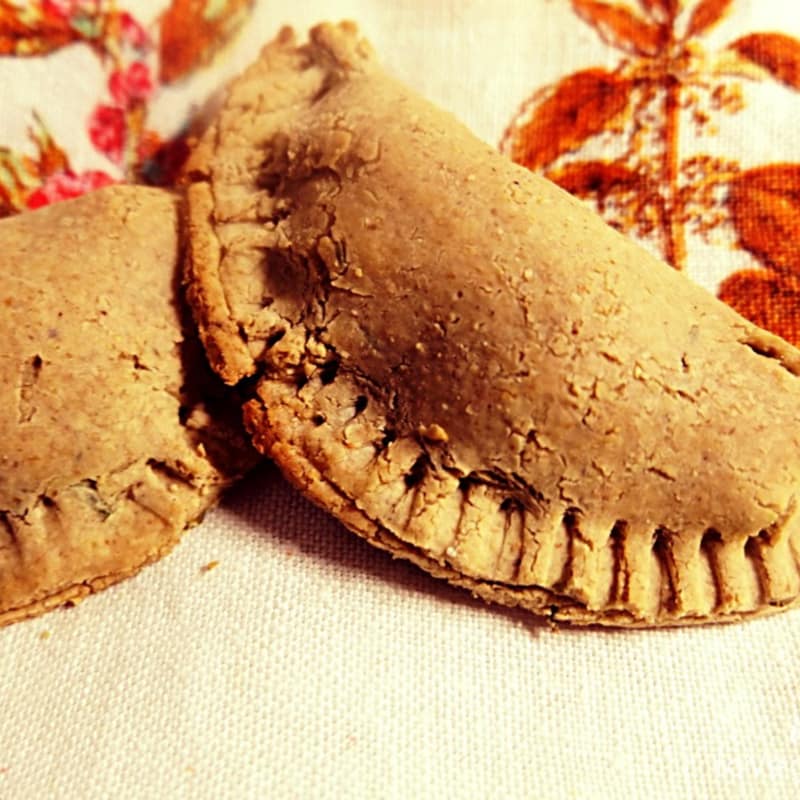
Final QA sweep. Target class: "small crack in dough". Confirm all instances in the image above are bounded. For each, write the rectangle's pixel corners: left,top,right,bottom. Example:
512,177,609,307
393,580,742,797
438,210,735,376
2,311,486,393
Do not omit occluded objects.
17,354,43,424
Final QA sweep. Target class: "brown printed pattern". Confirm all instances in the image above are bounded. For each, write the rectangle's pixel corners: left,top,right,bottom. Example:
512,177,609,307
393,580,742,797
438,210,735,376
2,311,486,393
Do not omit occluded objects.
503,0,800,345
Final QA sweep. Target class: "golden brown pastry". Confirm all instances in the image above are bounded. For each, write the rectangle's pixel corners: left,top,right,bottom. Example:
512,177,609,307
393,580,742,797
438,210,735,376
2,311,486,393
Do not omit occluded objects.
0,186,257,626
184,22,800,626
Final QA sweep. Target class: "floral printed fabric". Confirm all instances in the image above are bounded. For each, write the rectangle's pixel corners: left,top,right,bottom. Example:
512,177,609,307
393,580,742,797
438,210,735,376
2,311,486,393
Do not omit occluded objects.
0,0,250,211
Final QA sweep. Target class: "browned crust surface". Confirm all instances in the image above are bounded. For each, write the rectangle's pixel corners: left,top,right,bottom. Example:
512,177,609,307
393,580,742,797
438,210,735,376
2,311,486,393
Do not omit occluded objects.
185,23,800,626
0,186,257,626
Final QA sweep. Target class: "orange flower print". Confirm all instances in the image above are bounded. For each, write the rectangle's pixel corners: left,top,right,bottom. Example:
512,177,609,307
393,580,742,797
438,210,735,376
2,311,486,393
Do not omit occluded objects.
503,0,800,346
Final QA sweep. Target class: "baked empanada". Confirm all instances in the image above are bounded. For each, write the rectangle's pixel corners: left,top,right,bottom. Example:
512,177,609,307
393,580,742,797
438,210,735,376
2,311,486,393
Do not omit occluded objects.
0,186,256,626
184,23,800,625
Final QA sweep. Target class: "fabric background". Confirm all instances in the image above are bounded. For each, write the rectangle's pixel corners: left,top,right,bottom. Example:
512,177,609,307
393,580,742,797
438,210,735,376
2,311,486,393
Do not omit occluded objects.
1,1,799,798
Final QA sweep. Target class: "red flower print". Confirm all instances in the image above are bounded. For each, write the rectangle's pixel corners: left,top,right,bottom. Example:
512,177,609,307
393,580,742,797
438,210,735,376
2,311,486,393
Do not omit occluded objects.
25,170,115,210
109,62,154,107
119,11,150,50
88,104,126,163
41,0,83,19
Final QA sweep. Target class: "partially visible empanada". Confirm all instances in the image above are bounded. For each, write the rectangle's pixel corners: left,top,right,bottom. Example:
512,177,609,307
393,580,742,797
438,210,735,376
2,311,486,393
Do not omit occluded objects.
0,186,257,626
184,23,800,625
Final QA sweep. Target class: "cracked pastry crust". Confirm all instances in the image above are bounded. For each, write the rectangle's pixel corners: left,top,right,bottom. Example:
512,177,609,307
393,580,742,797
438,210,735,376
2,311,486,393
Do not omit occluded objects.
185,22,800,626
0,186,257,626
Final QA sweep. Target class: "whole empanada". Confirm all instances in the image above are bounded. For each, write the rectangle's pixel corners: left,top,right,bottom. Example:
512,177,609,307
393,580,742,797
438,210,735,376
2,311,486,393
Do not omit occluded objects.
184,23,800,626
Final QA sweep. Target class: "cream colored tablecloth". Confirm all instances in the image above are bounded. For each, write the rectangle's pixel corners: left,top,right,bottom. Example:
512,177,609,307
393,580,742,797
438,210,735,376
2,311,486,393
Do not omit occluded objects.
2,1,799,797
